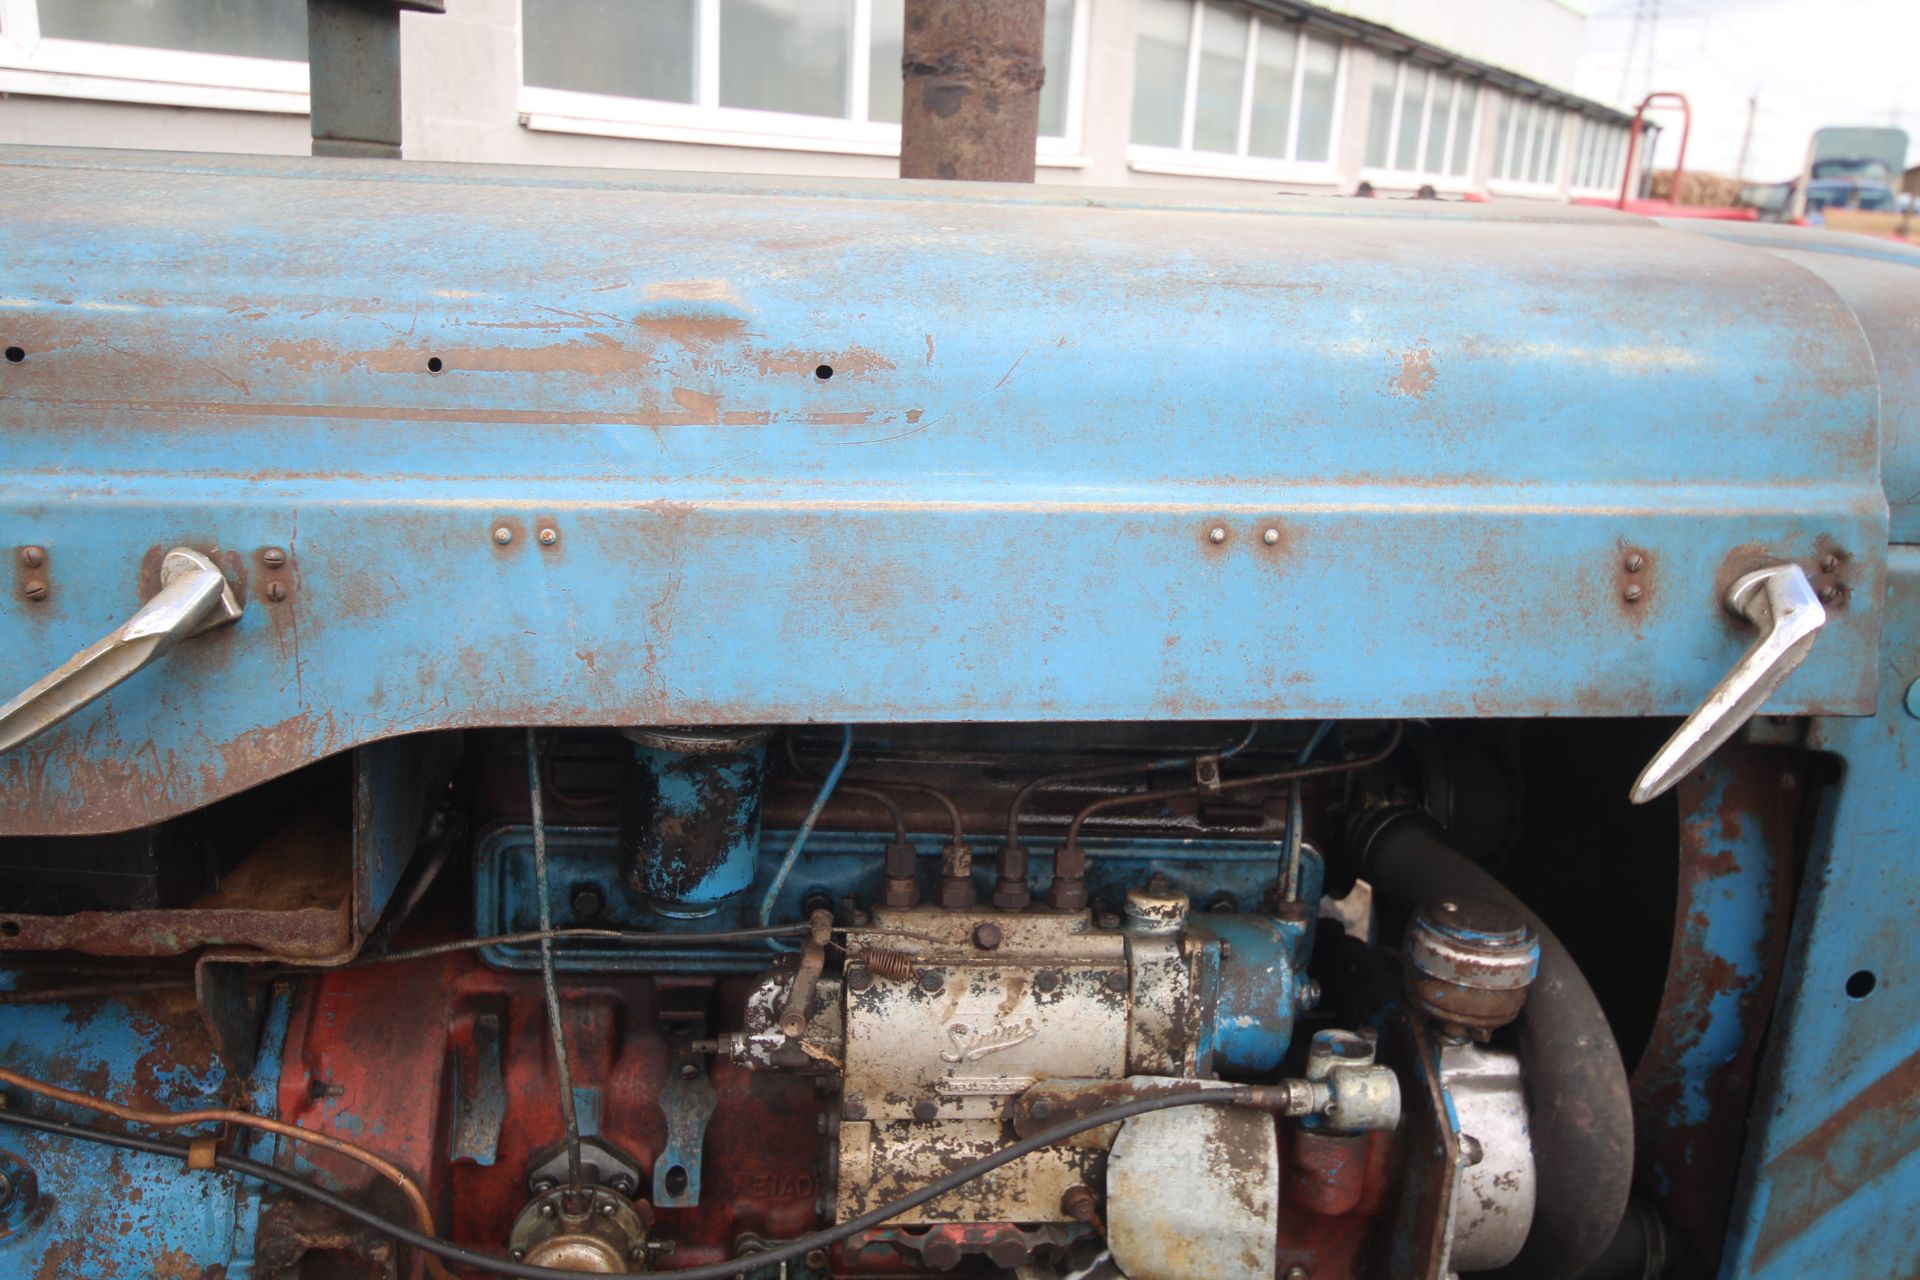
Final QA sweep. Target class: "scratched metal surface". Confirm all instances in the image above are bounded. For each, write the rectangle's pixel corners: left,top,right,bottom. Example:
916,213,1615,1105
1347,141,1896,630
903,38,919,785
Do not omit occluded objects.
0,980,291,1280
1718,546,1920,1279
1662,218,1920,544
0,147,1889,834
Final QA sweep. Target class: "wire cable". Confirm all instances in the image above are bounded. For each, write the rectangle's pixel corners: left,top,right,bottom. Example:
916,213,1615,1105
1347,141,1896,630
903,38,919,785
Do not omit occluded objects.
0,1086,1255,1280
758,724,851,927
526,727,583,1188
0,1066,455,1280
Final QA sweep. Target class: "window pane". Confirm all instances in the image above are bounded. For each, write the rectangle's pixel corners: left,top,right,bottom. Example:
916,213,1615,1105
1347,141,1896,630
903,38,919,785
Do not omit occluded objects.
1192,3,1249,154
720,0,849,118
869,0,903,124
1526,104,1547,182
39,0,306,59
524,0,694,102
1365,55,1396,168
1131,0,1191,148
1494,93,1512,179
1395,66,1426,172
1038,0,1076,139
1449,84,1473,175
1247,22,1296,160
1296,35,1337,163
1423,76,1452,174
1543,108,1562,184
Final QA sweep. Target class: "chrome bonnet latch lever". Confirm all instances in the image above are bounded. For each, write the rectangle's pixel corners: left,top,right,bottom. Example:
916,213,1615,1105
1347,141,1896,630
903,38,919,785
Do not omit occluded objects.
0,548,243,754
1631,563,1826,804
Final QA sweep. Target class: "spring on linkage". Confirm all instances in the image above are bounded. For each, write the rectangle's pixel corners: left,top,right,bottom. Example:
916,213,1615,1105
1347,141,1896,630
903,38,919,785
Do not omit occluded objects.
859,948,917,983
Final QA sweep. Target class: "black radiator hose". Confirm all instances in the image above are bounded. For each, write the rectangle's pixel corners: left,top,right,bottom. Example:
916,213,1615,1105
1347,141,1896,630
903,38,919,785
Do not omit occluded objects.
1357,808,1634,1279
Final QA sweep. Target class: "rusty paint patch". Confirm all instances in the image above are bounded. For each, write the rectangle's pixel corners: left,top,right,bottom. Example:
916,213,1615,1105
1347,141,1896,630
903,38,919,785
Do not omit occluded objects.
1389,344,1437,398
1749,1047,1920,1268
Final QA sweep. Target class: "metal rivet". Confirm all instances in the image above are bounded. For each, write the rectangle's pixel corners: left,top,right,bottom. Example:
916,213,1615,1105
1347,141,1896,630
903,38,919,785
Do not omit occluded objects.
1030,1097,1054,1121
1623,584,1644,603
805,1249,829,1270
261,547,286,568
680,1062,699,1080
972,922,1002,950
1105,970,1128,993
918,970,944,994
1035,970,1060,993
846,967,872,992
18,546,44,569
21,581,45,601
913,1100,939,1121
1263,528,1280,545
1905,679,1920,720
539,527,558,546
265,581,287,603
492,526,513,545
599,1200,618,1216
539,1202,557,1219
1208,526,1227,544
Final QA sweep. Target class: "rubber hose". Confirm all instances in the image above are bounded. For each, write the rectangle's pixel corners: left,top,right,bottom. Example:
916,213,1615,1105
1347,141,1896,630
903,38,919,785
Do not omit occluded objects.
1357,808,1633,1279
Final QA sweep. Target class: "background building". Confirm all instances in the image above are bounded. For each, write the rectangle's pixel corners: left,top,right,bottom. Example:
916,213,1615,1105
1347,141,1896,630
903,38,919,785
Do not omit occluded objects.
0,0,1646,200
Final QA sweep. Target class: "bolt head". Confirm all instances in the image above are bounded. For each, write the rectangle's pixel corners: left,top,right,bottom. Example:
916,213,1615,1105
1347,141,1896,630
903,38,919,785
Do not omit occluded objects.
680,1062,700,1080
1208,526,1228,544
539,527,558,546
533,1179,556,1194
21,580,46,600
1821,555,1840,573
264,581,287,602
972,922,1002,950
1623,584,1644,602
18,546,44,569
1263,527,1280,545
912,1100,939,1121
1624,553,1645,573
492,526,513,545
1035,970,1060,993
261,547,286,567
511,1249,526,1262
1105,970,1128,993
1030,1097,1054,1121
610,1175,636,1195
599,1199,618,1216
805,1248,829,1270
539,1202,557,1218
846,967,873,992
918,969,944,994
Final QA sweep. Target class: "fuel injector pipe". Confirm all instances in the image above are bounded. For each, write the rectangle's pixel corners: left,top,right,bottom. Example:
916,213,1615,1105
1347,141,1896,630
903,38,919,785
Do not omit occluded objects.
1357,807,1634,1280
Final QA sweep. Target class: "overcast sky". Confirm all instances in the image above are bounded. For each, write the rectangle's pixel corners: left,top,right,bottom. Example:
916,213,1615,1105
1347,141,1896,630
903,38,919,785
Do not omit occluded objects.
1573,0,1920,180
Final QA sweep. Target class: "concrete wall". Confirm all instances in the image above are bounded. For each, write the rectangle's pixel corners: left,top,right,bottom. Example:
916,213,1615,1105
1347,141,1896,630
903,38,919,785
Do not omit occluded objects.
0,0,1600,200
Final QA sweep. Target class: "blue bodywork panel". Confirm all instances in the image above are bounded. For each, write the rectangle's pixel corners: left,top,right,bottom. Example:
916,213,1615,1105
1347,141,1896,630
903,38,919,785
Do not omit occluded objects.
1719,546,1920,1277
0,147,1891,835
0,980,292,1280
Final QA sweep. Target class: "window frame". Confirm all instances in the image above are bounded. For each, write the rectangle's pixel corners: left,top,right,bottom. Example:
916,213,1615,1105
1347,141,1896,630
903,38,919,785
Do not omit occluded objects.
517,0,1093,166
1125,1,1349,184
0,0,308,113
1567,115,1630,199
1486,92,1569,197
1356,55,1480,192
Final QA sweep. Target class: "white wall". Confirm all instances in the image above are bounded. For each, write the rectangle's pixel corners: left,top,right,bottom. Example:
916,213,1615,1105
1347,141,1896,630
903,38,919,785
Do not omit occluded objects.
1311,0,1588,93
0,0,1604,201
